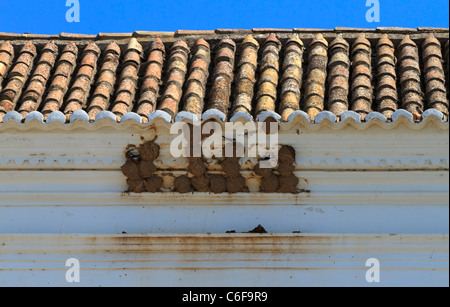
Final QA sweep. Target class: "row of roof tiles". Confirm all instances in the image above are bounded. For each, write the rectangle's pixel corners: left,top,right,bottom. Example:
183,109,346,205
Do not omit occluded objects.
0,32,449,124
1,108,446,126
1,27,449,40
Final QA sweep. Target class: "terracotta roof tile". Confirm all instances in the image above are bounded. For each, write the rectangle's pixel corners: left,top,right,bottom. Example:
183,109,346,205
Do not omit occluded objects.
398,35,424,120
375,35,398,119
111,38,142,121
0,29,448,124
231,35,259,118
206,39,236,117
0,42,15,89
0,41,36,121
39,42,78,120
255,34,281,118
350,34,373,120
158,39,189,119
182,38,211,115
135,38,166,122
87,42,121,121
445,40,449,104
304,34,328,120
18,42,58,118
63,42,101,120
327,35,350,118
422,35,448,120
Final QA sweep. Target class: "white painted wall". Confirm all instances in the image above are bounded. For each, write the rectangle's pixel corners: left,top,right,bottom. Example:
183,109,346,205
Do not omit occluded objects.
0,234,447,287
0,171,447,234
0,116,448,286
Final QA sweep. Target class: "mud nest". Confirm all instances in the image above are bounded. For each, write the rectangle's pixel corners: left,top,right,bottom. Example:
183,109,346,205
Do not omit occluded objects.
257,145,299,193
121,141,163,193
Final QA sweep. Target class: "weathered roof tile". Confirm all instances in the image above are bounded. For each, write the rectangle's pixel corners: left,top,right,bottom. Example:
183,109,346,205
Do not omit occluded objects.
181,39,211,115
327,35,350,118
422,34,448,120
0,41,37,121
304,34,328,120
157,39,189,119
398,35,424,120
350,34,373,120
206,39,236,117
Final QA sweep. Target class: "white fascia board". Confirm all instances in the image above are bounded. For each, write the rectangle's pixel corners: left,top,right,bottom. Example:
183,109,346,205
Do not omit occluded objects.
0,119,448,171
0,171,447,234
0,170,447,194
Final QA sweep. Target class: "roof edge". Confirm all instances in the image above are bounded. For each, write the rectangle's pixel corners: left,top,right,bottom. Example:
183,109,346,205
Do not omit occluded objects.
1,27,449,41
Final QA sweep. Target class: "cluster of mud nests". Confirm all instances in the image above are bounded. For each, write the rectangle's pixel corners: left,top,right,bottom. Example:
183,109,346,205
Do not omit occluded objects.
256,145,299,193
175,156,248,194
121,141,299,194
121,141,162,193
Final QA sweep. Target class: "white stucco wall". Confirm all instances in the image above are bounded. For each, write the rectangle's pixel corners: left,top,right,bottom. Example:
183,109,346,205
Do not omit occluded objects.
0,114,448,286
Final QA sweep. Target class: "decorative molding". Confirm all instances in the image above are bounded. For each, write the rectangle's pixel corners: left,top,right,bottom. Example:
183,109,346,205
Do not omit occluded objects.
0,168,446,233
0,121,448,170
0,170,447,234
0,170,447,195
0,152,447,170
0,110,448,132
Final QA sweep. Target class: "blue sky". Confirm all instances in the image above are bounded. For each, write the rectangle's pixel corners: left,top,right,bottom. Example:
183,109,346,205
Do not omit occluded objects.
0,0,448,34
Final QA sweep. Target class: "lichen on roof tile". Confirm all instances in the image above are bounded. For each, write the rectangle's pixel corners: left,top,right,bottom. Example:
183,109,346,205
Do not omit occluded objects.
206,39,236,117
